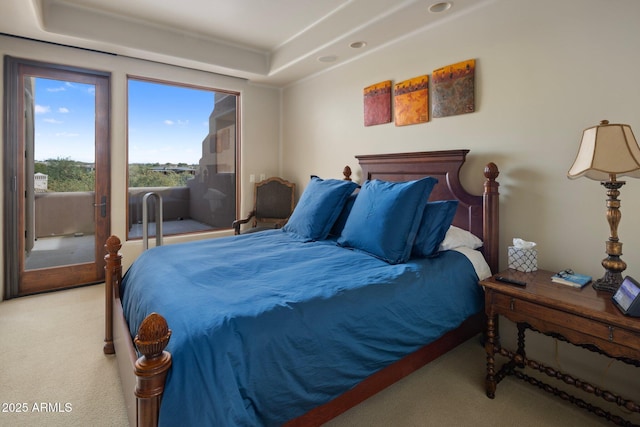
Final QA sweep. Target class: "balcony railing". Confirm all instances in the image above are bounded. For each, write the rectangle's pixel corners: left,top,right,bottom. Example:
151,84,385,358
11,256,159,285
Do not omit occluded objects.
34,191,95,237
33,186,222,240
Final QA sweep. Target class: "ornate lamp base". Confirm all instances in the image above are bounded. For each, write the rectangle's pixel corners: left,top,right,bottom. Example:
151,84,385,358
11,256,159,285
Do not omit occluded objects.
593,179,626,293
592,271,623,293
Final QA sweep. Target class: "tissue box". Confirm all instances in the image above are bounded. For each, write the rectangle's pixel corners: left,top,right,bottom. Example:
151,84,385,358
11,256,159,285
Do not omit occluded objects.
508,246,538,272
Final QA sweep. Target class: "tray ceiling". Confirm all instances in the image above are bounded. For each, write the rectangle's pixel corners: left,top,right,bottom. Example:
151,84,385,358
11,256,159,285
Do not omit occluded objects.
1,0,493,86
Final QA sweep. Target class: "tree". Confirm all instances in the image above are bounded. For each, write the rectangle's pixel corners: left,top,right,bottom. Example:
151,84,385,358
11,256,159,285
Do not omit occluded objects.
37,157,95,192
128,164,191,188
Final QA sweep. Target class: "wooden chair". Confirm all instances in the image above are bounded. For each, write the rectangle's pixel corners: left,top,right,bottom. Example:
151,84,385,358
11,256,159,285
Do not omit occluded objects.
232,177,296,235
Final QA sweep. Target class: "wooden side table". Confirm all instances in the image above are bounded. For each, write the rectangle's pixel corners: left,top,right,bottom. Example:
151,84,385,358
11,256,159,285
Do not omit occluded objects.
480,269,640,426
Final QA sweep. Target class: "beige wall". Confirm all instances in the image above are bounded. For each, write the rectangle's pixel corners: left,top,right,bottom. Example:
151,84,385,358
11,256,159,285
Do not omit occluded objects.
281,0,640,399
0,34,282,273
282,0,640,281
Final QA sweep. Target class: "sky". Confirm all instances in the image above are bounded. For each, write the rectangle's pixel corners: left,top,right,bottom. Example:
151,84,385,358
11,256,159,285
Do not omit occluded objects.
34,77,216,165
34,78,96,163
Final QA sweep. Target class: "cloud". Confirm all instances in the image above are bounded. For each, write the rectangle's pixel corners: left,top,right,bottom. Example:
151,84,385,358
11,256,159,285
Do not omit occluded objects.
47,82,94,96
35,105,51,114
164,119,189,126
58,107,70,113
44,118,63,124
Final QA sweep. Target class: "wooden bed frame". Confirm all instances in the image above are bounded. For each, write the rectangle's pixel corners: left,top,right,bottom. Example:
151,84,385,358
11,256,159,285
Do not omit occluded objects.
103,149,499,427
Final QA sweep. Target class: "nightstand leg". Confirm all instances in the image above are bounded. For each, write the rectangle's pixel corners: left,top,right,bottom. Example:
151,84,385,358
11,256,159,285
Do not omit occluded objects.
516,322,527,368
485,312,498,398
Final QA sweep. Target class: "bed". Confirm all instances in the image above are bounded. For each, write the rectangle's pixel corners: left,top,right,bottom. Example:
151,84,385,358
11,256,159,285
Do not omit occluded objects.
103,149,500,427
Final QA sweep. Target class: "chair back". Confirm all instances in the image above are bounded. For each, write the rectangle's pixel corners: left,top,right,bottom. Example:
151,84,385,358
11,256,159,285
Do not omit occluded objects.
253,177,295,227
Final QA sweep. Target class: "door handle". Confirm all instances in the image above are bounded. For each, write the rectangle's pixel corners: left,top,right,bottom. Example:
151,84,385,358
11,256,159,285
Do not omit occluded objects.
94,196,107,218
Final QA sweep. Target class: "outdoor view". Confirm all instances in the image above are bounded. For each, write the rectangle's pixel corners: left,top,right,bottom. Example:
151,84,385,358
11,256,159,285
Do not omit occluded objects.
34,78,95,191
127,78,238,238
33,77,238,243
128,80,211,192
25,76,100,275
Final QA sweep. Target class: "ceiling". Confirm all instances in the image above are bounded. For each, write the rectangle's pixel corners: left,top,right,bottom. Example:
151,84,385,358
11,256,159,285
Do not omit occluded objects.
1,0,492,87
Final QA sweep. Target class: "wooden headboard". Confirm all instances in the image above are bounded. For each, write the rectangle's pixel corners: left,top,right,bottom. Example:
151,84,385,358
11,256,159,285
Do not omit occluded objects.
356,150,500,273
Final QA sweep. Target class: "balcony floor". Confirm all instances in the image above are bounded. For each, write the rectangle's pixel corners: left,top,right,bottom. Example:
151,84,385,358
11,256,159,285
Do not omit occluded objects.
25,219,215,270
128,218,212,238
25,234,94,270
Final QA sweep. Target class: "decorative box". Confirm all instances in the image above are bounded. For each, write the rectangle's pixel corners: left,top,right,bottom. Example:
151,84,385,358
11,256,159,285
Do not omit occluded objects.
508,246,538,272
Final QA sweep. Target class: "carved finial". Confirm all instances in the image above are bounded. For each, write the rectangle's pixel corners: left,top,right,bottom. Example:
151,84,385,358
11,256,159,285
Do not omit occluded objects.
343,165,352,181
105,235,122,255
135,313,172,359
484,162,499,181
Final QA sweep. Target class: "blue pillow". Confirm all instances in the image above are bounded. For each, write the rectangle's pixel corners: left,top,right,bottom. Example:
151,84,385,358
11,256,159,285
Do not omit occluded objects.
412,200,459,258
337,177,437,264
329,192,358,236
283,177,358,240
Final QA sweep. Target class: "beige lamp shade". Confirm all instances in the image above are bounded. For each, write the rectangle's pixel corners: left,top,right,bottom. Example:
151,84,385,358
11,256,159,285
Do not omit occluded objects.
568,120,640,180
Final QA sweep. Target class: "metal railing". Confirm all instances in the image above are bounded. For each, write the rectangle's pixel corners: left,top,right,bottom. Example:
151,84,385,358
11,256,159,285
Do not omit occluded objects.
142,192,163,250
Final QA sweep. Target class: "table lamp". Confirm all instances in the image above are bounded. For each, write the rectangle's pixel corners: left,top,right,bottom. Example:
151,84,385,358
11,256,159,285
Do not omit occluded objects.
568,120,640,292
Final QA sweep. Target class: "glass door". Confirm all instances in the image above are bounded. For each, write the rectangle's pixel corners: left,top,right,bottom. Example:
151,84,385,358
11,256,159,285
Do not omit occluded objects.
4,58,111,297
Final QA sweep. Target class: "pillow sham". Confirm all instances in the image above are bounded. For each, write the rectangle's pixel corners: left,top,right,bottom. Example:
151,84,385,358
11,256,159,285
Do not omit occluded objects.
283,177,358,240
439,225,483,251
412,200,459,258
337,177,437,264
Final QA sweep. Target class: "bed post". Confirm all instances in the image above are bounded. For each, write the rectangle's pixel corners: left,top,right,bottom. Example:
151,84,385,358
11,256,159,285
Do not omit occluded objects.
343,165,352,181
134,313,172,427
104,235,122,354
483,162,500,273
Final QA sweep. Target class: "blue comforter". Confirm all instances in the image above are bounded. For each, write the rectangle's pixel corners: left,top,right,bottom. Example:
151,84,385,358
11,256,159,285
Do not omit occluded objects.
121,229,483,426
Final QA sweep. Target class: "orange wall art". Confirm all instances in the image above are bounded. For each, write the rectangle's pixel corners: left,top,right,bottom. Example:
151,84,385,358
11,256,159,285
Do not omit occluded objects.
393,75,429,126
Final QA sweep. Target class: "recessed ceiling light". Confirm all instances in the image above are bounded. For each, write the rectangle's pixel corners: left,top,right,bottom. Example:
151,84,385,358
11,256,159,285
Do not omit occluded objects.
429,2,452,13
349,41,367,49
318,55,337,63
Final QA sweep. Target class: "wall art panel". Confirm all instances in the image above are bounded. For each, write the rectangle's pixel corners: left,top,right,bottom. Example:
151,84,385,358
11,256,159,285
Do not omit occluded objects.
363,80,392,126
394,75,429,126
432,59,475,118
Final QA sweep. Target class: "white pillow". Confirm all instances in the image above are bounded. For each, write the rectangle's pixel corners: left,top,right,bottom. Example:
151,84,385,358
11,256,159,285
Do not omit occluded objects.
453,246,492,280
439,226,483,251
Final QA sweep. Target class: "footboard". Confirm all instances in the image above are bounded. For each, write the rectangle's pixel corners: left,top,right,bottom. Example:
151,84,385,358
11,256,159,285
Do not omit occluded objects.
104,236,172,427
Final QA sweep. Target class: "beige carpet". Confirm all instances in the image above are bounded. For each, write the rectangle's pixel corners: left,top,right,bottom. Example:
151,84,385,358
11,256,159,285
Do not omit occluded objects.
0,284,127,427
0,284,633,426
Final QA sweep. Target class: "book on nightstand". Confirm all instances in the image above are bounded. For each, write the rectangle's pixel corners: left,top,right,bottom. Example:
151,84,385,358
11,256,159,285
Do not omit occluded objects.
551,269,592,288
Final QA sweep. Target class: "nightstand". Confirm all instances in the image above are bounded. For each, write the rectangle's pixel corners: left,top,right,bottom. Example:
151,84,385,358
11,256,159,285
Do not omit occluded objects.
480,269,640,425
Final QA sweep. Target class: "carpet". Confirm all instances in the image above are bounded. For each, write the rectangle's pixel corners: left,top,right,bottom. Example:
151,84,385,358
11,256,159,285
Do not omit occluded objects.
1,283,631,426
